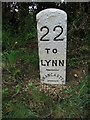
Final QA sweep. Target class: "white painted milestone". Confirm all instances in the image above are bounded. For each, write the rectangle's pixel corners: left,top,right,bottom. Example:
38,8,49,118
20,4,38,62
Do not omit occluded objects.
36,8,67,84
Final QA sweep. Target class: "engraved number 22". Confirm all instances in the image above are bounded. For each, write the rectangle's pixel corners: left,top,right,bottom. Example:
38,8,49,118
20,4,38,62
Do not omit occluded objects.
40,25,63,41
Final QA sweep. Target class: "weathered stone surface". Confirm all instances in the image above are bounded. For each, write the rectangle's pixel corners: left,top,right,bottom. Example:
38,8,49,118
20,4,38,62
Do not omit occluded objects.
36,8,67,84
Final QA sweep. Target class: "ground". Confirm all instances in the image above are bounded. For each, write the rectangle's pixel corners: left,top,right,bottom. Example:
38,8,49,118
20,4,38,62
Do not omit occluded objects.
2,40,89,118
2,6,89,118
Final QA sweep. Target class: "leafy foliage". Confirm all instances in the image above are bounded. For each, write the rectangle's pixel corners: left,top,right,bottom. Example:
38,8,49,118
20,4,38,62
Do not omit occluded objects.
2,2,89,119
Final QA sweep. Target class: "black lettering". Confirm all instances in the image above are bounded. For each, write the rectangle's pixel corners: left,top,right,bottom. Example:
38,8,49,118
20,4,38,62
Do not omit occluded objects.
42,77,45,81
54,74,56,76
52,60,57,66
56,74,60,78
59,60,64,66
47,80,58,82
53,26,64,41
40,26,49,41
52,49,57,54
45,48,50,54
41,60,46,66
45,60,51,66
59,76,64,80
45,75,48,78
47,74,51,77
50,73,53,76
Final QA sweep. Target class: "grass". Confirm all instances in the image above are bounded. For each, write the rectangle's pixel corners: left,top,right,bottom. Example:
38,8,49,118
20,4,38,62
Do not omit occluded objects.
2,76,89,118
3,102,38,118
2,6,89,119
53,77,89,118
2,49,39,69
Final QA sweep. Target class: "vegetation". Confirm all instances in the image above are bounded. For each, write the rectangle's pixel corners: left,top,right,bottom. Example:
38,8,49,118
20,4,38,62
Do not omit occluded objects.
2,2,89,119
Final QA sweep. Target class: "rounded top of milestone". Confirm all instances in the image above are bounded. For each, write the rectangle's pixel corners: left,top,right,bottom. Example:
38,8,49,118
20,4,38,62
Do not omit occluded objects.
36,8,67,21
